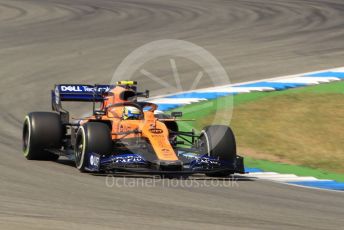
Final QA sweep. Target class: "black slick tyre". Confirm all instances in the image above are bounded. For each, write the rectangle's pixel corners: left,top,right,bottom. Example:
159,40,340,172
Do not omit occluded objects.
199,125,237,177
22,112,62,160
74,122,112,172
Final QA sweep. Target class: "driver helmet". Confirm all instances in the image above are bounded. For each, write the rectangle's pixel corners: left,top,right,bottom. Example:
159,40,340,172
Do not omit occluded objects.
122,106,141,120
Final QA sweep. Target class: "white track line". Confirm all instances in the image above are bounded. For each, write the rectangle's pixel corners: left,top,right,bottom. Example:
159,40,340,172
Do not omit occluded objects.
148,98,206,104
148,66,344,100
197,87,276,93
272,76,340,84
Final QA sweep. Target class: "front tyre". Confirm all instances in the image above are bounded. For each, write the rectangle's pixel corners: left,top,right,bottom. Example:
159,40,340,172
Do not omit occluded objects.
22,112,62,160
199,125,237,177
74,122,112,172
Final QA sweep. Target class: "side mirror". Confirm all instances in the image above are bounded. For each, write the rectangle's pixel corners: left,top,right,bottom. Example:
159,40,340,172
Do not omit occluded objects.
171,111,182,118
137,90,150,98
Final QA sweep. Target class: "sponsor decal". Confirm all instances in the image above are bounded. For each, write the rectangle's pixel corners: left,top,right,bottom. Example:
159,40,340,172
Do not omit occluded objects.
198,156,220,166
161,148,170,155
60,85,83,92
178,152,198,159
119,124,128,132
189,156,221,169
149,128,163,134
111,155,145,164
90,154,100,167
59,85,111,93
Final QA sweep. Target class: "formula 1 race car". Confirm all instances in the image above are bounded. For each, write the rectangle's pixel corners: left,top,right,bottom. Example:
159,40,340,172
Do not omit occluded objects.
22,81,244,177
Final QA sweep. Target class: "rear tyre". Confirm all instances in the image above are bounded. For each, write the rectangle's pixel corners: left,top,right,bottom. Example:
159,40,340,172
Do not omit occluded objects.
199,125,237,177
22,112,62,160
74,122,112,172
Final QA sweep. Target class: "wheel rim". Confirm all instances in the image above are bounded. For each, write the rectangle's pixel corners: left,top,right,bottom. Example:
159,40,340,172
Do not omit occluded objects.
22,117,31,156
75,136,83,168
199,136,206,154
199,132,210,156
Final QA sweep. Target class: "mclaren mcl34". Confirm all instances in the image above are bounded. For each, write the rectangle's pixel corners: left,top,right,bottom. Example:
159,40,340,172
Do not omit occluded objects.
23,81,244,177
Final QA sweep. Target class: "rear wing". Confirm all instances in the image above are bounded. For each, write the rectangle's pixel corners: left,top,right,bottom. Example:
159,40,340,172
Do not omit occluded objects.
53,84,112,101
51,83,149,123
52,84,114,113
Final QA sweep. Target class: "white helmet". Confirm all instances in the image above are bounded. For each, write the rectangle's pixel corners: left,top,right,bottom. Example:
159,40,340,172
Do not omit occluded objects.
122,106,141,120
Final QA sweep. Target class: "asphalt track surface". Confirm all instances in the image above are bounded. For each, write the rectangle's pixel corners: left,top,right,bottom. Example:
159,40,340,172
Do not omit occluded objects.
0,0,344,229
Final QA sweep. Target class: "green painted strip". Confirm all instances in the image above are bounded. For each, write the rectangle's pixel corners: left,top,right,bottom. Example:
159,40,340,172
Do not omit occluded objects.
174,81,344,121
232,81,344,106
244,157,344,182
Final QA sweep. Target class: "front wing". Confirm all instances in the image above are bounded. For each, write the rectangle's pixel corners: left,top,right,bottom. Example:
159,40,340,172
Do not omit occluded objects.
85,151,245,175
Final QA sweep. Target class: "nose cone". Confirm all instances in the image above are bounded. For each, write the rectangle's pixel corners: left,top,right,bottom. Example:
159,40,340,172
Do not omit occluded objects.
142,121,179,162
